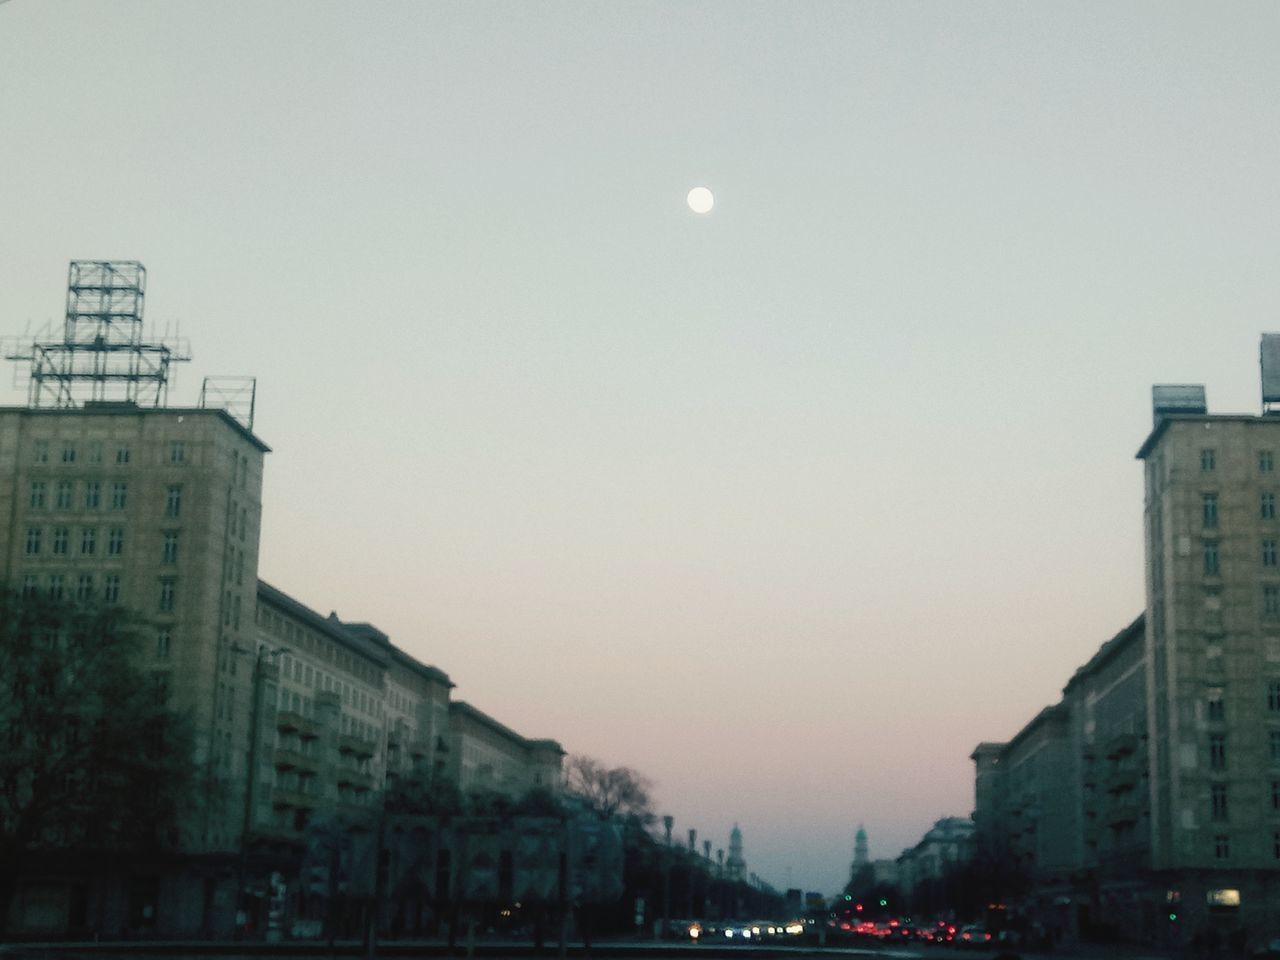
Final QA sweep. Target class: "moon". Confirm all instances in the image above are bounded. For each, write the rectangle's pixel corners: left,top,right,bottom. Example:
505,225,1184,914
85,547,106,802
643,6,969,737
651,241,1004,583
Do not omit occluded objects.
687,186,714,214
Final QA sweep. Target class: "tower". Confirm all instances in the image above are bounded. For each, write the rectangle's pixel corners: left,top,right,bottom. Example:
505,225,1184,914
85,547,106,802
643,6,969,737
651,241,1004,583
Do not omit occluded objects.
726,823,746,881
854,823,869,868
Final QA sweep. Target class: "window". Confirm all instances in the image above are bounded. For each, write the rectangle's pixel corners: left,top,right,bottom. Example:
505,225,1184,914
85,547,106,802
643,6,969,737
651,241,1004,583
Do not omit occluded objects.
61,442,75,464
1214,834,1230,860
55,481,73,510
29,481,46,509
102,575,120,603
239,507,247,541
156,629,171,660
107,527,124,556
1211,783,1229,820
161,532,178,565
115,444,130,464
1275,832,1280,861
1210,733,1227,770
83,481,100,510
75,574,93,602
170,441,185,464
110,481,127,510
32,439,48,463
1272,730,1280,762
1266,493,1277,521
1202,449,1216,472
1269,681,1280,712
80,528,96,556
21,575,38,598
158,578,176,612
1266,586,1280,618
1207,688,1225,722
52,526,68,555
1263,450,1275,473
48,574,64,599
1204,541,1220,576
24,527,41,556
1203,493,1219,527
165,484,182,518
1273,781,1280,811
1265,540,1278,567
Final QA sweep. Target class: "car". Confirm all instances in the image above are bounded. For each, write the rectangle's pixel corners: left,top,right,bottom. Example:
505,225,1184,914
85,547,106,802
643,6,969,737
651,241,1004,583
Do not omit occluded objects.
957,924,993,949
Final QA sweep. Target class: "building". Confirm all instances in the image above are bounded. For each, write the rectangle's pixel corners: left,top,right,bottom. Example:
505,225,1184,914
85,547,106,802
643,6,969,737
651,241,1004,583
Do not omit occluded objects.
444,701,564,797
1135,377,1280,936
1,262,566,938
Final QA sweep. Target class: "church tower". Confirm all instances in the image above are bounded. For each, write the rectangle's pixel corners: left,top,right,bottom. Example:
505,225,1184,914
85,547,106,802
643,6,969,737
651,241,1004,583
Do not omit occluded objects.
726,823,747,881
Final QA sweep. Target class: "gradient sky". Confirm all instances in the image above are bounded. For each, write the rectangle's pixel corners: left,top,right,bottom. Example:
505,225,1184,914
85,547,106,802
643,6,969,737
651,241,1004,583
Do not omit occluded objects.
4,1,1280,896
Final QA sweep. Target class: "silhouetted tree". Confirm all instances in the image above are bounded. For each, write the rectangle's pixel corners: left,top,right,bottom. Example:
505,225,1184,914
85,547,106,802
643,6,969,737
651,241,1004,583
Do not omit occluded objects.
563,754,654,824
0,591,193,932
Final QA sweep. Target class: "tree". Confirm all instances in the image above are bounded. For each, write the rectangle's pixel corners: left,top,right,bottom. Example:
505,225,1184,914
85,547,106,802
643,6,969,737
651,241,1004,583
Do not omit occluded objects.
0,591,194,931
563,755,654,824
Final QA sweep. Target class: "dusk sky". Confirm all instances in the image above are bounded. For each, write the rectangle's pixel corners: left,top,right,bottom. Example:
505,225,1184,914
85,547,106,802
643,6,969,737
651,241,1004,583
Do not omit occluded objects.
3,1,1280,895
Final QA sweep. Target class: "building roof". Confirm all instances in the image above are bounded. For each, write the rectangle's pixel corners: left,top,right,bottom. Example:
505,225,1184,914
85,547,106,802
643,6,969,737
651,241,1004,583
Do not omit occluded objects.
1062,614,1144,695
256,579,453,686
449,700,563,755
1135,412,1268,460
0,403,272,453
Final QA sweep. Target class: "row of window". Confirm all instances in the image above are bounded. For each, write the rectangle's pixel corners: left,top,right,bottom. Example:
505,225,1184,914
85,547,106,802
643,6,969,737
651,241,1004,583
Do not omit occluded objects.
19,572,178,612
31,439,185,466
23,526,180,563
1201,492,1277,526
1208,833,1280,861
1203,685,1280,720
1202,538,1280,573
21,572,122,603
28,480,182,516
1200,449,1276,473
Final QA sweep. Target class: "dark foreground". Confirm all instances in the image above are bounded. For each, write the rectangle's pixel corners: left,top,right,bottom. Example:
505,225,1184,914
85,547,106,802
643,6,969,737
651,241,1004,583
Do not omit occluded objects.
0,940,1178,960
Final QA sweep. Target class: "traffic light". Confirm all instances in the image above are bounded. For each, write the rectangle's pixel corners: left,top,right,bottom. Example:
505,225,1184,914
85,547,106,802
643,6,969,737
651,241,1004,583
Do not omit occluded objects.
879,899,887,908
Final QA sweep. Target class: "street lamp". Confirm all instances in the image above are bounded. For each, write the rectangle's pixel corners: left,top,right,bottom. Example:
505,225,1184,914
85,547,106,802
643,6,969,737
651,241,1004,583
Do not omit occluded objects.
662,815,673,939
232,642,287,938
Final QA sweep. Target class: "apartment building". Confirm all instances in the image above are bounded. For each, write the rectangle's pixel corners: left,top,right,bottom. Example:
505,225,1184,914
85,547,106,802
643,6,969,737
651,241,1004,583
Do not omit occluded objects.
0,404,269,857
445,701,565,797
1136,397,1280,934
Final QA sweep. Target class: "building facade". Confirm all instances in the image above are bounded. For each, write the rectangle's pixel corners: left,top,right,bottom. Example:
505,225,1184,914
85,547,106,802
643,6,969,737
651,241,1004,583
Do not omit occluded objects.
1137,407,1280,936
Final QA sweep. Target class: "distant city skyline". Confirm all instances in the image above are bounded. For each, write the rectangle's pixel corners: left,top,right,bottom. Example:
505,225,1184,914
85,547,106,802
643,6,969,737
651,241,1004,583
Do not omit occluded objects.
4,1,1280,894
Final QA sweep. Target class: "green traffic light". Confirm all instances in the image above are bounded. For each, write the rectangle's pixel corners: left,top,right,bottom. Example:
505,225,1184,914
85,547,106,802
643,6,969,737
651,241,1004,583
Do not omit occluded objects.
844,895,851,901
879,899,887,907
1168,913,1177,922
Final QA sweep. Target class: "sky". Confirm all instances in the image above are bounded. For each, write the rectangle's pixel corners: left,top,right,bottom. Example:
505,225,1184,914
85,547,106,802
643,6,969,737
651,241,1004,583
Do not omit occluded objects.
3,1,1280,896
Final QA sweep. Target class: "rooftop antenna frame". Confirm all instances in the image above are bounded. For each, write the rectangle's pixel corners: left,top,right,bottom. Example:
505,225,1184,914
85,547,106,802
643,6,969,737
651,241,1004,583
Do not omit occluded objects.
3,260,190,408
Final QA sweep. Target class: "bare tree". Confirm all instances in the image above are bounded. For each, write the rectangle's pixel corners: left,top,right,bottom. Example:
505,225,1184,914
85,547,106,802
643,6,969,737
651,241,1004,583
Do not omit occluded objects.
0,591,193,932
563,754,653,823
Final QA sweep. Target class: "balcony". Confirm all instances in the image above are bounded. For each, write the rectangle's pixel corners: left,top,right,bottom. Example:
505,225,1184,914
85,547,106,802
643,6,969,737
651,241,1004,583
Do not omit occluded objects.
1106,769,1139,794
338,733,377,758
276,710,320,739
336,767,375,791
1106,798,1139,828
272,786,321,810
1105,733,1138,760
408,738,432,758
273,747,320,773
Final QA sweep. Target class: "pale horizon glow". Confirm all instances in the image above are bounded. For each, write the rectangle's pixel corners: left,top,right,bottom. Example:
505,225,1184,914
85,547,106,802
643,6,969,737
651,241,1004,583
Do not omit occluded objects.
3,1,1280,896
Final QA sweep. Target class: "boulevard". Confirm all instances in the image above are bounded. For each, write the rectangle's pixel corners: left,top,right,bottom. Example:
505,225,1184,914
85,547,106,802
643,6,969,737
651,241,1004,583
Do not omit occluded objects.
0,940,1179,960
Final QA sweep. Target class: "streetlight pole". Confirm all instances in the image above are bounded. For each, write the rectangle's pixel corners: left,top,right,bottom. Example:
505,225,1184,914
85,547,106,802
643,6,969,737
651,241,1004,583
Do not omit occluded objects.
234,643,286,939
661,816,673,940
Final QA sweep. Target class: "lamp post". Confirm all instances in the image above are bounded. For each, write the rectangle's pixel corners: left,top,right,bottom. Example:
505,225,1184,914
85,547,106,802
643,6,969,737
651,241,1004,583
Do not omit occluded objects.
661,816,673,939
233,643,287,939
686,830,696,920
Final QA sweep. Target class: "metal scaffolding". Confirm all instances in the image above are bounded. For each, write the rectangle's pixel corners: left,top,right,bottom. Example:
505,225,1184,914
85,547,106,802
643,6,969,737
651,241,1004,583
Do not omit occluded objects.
4,260,190,407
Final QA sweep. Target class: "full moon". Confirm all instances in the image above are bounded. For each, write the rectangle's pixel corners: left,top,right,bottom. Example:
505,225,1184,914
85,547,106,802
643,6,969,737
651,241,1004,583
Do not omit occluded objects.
687,186,714,214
